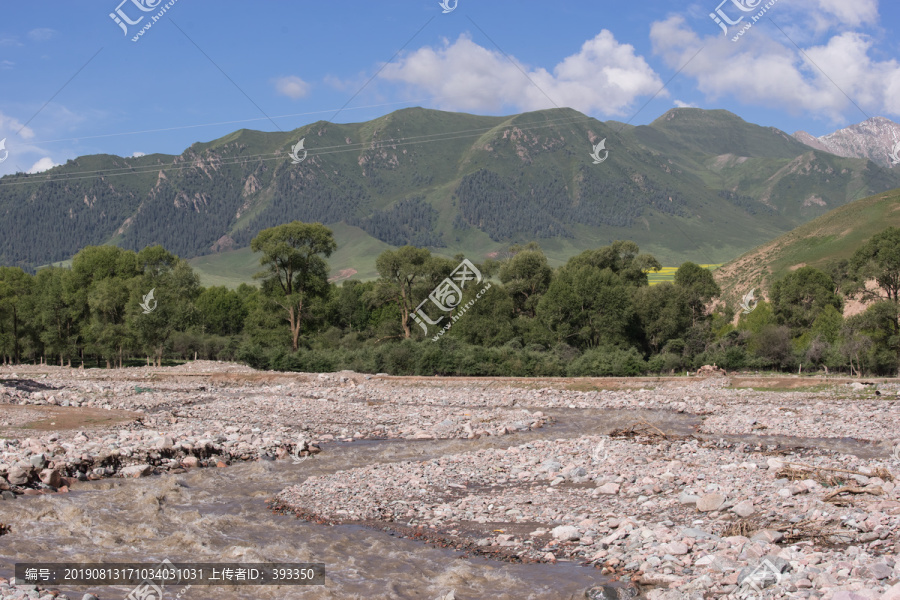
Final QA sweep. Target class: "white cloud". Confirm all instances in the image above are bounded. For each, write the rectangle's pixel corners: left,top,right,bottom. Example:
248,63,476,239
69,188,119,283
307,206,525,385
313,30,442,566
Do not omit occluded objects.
0,60,13,70
27,28,57,42
27,157,59,173
0,36,21,47
378,32,664,117
0,111,35,140
674,100,698,108
132,151,146,157
650,15,900,121
274,75,311,100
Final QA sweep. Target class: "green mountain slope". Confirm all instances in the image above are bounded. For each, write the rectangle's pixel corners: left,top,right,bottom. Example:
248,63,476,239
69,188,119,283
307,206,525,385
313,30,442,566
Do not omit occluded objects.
2,106,899,276
713,187,900,305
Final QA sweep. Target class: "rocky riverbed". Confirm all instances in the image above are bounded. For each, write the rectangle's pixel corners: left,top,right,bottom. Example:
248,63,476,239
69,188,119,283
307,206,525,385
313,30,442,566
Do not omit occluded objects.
1,363,900,599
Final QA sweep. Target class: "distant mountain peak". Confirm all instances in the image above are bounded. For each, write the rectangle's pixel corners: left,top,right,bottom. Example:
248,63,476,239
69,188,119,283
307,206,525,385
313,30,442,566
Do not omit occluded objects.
793,116,900,167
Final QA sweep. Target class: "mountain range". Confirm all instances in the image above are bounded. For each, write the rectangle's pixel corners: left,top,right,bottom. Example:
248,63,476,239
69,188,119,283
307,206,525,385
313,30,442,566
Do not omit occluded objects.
793,116,900,168
2,107,899,282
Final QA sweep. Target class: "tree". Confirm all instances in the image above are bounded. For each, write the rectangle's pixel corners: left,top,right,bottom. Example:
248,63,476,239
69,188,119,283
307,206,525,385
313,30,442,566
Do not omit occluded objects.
632,282,691,353
129,247,201,366
195,286,248,336
32,267,82,365
498,245,553,317
674,262,720,325
850,227,900,372
850,227,900,302
770,266,842,332
537,265,633,349
250,222,336,351
374,246,434,339
567,241,661,287
72,245,141,367
0,267,32,364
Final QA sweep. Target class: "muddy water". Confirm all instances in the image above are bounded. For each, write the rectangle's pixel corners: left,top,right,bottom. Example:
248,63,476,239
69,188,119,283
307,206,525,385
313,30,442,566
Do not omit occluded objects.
0,408,887,600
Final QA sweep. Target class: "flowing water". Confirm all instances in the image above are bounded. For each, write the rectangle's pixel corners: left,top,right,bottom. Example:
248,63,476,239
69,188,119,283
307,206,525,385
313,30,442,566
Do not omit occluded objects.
0,407,887,599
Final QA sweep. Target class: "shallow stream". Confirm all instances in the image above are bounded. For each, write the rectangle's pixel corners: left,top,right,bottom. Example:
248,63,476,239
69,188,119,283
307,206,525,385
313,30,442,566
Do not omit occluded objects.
0,407,887,599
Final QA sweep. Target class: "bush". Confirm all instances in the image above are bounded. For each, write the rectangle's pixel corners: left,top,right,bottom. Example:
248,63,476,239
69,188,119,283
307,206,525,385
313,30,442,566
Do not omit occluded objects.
567,346,646,377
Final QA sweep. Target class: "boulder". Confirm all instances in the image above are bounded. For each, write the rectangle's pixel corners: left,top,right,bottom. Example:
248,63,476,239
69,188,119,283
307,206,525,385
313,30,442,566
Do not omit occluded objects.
121,464,152,478
732,500,756,518
7,466,28,486
596,482,620,495
39,468,61,488
696,493,726,512
551,525,580,541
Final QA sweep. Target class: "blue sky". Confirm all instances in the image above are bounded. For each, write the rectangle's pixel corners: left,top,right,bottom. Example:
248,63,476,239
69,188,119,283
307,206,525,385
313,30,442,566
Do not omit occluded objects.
0,0,898,175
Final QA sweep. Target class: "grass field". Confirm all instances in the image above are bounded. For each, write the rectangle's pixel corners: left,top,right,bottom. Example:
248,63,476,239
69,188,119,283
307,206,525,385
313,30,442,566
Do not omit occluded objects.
647,264,721,286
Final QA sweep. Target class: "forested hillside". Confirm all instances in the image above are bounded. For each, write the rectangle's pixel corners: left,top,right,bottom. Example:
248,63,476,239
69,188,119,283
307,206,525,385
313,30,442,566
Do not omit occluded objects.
2,107,899,273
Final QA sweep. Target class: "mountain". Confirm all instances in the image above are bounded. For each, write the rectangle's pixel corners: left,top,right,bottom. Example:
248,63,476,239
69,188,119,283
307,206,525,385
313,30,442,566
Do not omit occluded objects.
713,186,900,307
2,106,900,277
793,116,900,168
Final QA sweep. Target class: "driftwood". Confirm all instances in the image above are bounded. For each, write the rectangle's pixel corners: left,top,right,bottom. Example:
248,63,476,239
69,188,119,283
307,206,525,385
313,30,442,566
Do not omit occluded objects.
823,485,883,502
610,419,667,440
782,462,893,483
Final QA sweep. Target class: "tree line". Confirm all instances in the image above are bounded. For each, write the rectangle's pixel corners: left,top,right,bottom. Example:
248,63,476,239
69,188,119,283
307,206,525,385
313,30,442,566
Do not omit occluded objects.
1,221,900,376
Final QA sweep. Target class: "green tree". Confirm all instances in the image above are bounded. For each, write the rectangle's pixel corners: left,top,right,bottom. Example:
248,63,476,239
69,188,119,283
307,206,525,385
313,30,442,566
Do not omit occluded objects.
129,247,201,365
850,227,900,371
567,241,661,287
632,282,691,353
0,267,33,364
537,265,633,349
195,286,248,336
851,227,900,302
498,245,553,317
374,245,434,339
32,267,82,366
770,266,841,331
674,262,721,325
250,222,336,351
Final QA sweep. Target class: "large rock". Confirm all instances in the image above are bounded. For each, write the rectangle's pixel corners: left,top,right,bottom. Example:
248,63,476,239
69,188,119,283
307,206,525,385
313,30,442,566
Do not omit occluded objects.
596,482,620,495
6,466,28,486
881,582,900,600
39,468,61,488
750,529,784,544
551,525,580,541
121,464,152,478
29,454,46,469
732,500,755,518
696,493,726,512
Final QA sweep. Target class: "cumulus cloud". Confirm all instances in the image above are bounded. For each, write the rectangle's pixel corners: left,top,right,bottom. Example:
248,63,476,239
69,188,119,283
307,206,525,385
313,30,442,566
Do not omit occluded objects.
0,111,35,140
27,157,59,173
674,100,698,108
274,76,311,100
132,151,146,157
27,28,57,42
650,14,900,121
378,32,664,117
